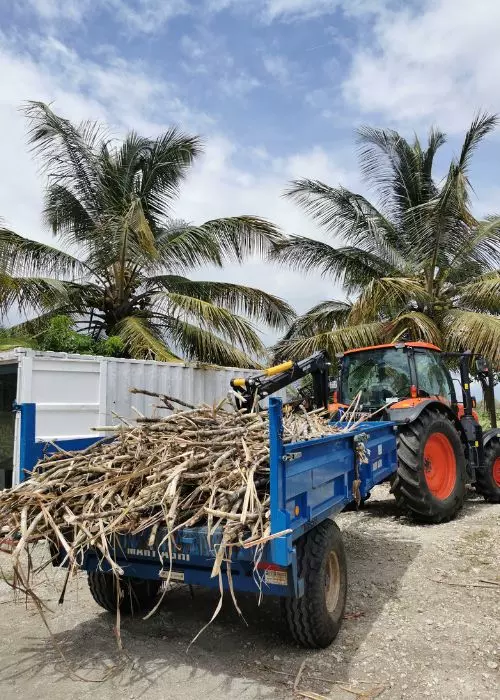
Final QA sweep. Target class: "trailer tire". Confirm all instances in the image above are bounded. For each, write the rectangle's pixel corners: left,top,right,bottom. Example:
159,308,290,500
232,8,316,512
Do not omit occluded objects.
283,520,347,649
87,572,161,615
475,440,500,503
392,408,466,523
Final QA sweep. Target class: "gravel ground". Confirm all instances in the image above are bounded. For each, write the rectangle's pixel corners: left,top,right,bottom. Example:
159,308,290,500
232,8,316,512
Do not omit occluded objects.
0,485,498,700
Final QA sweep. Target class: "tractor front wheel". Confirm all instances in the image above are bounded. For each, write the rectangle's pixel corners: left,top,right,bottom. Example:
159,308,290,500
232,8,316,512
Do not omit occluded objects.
392,409,466,523
475,440,500,503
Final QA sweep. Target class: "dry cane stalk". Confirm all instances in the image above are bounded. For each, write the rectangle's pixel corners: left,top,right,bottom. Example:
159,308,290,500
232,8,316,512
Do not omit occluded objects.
0,391,358,650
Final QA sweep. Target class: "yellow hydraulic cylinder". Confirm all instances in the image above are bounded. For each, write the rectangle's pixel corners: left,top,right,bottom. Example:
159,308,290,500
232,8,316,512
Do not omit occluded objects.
264,360,293,377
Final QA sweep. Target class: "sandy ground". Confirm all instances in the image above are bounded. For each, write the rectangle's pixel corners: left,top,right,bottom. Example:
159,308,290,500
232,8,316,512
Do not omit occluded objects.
0,485,498,700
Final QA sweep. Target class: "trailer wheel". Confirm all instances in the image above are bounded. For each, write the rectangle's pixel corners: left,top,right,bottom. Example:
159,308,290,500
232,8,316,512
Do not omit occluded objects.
392,408,466,523
87,572,161,615
475,440,500,503
283,520,347,649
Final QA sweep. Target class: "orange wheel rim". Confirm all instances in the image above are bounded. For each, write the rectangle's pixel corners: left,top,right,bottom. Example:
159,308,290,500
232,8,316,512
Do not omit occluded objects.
423,433,456,500
493,458,500,488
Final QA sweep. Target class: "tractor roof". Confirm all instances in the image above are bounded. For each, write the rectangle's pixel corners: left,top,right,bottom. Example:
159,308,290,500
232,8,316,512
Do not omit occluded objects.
343,341,442,356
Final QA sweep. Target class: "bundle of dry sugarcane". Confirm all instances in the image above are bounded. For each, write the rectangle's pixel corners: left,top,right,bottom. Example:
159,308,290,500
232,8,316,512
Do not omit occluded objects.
0,396,347,604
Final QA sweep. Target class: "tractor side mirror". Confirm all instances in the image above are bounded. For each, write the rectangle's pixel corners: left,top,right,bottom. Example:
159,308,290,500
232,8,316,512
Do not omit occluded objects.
476,358,489,374
471,396,477,408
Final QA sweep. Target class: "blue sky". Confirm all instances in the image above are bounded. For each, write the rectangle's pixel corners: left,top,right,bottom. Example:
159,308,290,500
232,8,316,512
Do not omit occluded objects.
1,0,500,341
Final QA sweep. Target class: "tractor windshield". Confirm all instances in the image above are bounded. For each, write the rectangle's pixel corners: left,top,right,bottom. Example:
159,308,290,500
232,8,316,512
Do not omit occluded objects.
341,348,412,407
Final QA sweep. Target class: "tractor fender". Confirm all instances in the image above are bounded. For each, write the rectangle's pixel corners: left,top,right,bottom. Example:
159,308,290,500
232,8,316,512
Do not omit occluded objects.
387,399,466,440
483,427,500,448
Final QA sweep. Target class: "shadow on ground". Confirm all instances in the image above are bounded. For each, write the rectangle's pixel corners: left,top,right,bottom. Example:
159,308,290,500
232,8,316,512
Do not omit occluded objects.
0,523,420,699
358,484,487,524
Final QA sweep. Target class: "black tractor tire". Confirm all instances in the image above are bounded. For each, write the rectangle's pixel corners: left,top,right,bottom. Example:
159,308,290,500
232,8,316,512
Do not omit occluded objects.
87,572,162,615
392,408,466,524
283,520,347,649
475,440,500,503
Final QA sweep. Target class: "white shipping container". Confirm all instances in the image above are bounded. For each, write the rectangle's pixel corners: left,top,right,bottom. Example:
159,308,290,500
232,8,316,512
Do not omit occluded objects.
0,348,285,487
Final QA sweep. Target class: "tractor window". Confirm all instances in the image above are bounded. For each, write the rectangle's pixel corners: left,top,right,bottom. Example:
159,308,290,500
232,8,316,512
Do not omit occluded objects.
414,351,455,403
340,348,411,407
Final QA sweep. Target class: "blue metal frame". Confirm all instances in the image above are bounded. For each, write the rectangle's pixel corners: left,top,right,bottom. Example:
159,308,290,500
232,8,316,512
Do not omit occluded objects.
19,398,399,600
15,402,103,481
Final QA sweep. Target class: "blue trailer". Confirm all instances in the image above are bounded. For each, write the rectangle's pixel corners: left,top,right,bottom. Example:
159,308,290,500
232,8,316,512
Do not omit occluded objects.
24,396,399,648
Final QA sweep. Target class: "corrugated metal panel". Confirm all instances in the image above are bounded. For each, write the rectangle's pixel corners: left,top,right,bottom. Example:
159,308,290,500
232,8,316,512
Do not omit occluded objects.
0,347,283,434
0,348,287,485
105,359,260,423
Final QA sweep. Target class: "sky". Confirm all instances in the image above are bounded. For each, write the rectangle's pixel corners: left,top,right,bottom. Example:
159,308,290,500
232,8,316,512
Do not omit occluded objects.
1,0,500,347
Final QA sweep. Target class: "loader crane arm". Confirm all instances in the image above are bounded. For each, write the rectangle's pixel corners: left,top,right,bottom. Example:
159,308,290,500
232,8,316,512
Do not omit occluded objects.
230,350,330,412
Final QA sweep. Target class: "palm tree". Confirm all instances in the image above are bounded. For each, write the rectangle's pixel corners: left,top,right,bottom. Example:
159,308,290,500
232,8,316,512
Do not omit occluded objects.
0,103,294,367
273,114,500,365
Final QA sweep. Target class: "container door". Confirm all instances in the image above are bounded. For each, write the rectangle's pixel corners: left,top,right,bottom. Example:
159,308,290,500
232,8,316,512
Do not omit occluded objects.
0,364,17,489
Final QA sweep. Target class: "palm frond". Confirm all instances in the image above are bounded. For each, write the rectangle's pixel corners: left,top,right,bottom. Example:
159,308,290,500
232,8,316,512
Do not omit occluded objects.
356,125,440,219
152,216,283,272
167,318,263,368
138,128,202,221
271,237,393,292
281,300,352,341
349,277,431,324
442,310,500,364
422,126,447,180
115,316,179,362
442,216,500,278
273,322,387,361
159,293,265,356
388,311,442,345
43,185,97,247
24,101,103,217
0,274,72,318
0,226,84,278
457,112,498,173
456,272,500,313
284,181,404,262
184,216,283,264
147,276,295,329
152,223,223,270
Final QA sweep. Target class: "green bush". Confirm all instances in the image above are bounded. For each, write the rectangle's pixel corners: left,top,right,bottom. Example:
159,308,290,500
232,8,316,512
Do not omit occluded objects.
0,316,125,358
36,316,125,357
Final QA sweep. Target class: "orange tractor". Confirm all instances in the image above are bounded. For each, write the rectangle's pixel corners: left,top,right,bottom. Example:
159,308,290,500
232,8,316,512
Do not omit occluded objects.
330,342,500,522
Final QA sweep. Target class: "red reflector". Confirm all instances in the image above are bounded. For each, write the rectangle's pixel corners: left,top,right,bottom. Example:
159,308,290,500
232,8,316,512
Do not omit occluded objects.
410,384,417,398
256,562,286,572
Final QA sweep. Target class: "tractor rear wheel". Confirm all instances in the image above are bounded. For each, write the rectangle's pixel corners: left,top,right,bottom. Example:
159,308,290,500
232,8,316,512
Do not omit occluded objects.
475,440,500,503
392,409,466,523
87,572,161,614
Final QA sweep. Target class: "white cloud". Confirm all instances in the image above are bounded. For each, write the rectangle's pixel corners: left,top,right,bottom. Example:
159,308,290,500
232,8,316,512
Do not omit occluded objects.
206,0,387,23
262,0,339,21
344,0,500,131
180,35,205,61
21,0,92,22
106,0,191,34
0,32,358,338
0,32,209,241
23,0,191,33
218,72,261,97
262,54,291,84
174,141,359,333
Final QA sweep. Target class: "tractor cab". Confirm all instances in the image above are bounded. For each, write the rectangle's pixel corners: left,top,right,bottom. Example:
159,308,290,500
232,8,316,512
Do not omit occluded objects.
336,342,457,414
